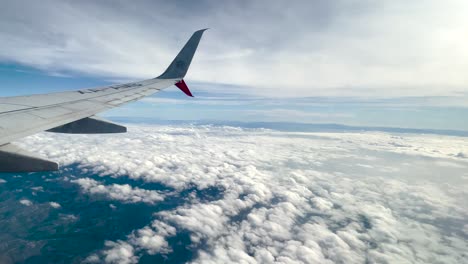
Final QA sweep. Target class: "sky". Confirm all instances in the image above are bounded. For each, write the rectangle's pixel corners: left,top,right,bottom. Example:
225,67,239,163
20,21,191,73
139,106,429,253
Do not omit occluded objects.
0,0,467,130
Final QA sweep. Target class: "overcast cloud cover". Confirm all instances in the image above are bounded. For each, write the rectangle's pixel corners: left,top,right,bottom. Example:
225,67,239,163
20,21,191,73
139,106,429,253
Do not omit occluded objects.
11,124,467,263
1,0,468,97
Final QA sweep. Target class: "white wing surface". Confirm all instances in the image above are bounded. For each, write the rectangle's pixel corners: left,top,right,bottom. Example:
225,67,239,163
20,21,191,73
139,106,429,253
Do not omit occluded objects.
0,29,207,172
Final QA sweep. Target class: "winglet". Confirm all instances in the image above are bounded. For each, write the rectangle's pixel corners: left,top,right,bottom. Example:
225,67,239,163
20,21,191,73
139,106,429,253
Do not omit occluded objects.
157,29,208,80
175,79,193,97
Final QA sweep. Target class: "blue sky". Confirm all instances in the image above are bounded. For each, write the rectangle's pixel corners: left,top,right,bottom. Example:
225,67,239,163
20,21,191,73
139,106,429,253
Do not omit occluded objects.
1,63,466,131
0,0,467,130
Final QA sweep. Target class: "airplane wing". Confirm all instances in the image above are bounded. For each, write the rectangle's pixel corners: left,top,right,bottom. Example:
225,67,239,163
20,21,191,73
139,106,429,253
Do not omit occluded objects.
0,29,207,172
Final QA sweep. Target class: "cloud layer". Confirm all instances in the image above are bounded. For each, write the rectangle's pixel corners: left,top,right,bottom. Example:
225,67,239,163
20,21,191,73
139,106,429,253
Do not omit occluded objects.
18,124,468,263
1,0,468,97
72,178,165,204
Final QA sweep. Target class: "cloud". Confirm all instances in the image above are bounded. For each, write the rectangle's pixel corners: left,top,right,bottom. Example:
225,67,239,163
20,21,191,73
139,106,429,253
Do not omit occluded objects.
0,179,6,183
72,178,165,204
19,199,33,206
128,221,176,254
0,0,468,97
102,241,138,264
18,124,468,263
83,254,100,263
240,108,355,122
49,202,61,208
31,186,44,192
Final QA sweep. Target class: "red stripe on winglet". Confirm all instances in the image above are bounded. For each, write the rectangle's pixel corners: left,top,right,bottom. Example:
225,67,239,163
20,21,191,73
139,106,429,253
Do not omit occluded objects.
175,79,193,97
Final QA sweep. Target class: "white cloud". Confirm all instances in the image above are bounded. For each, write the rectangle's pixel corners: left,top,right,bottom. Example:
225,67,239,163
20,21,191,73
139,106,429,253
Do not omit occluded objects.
241,109,355,122
0,1,468,97
49,202,61,208
18,124,468,263
72,178,165,204
83,254,100,263
0,179,6,183
463,225,468,236
128,221,176,254
31,186,44,192
19,199,33,206
102,241,138,264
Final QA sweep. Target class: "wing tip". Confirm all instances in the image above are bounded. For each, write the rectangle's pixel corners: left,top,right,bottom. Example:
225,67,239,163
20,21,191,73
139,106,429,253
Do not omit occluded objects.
175,79,194,97
157,29,207,80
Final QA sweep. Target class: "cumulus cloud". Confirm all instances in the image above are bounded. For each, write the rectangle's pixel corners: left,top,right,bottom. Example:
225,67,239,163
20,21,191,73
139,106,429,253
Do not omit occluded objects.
72,178,165,204
0,179,6,183
83,254,100,263
49,202,61,208
0,0,468,97
102,241,138,264
19,199,33,206
19,124,468,263
128,221,176,254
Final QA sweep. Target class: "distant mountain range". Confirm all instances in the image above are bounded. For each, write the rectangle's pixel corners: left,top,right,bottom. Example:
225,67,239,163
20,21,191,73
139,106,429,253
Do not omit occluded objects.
109,117,468,137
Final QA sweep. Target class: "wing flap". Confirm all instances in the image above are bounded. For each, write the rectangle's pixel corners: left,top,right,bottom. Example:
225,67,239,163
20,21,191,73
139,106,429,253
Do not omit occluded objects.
0,144,58,172
47,116,127,134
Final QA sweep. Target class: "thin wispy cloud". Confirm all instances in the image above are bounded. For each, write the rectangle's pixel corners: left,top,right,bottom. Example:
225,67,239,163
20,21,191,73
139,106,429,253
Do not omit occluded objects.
0,0,467,97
